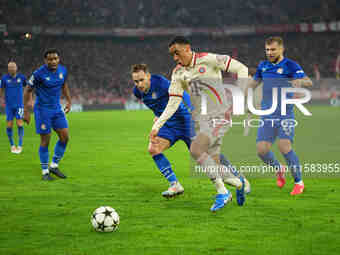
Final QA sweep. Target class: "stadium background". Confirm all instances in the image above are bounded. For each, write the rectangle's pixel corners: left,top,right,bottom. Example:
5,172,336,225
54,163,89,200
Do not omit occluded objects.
1,1,340,254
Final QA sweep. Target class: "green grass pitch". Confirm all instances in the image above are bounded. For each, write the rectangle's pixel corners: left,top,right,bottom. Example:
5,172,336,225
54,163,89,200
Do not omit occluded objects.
0,105,339,255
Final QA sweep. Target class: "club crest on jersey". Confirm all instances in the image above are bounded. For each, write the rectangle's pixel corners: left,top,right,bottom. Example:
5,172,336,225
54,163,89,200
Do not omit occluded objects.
59,73,63,79
41,124,46,130
152,92,157,99
198,67,206,74
46,77,50,81
262,67,266,72
17,78,21,83
277,68,283,74
7,79,11,83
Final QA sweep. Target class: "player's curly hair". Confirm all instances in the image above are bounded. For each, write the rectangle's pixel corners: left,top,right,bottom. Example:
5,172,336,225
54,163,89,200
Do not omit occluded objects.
131,63,149,74
44,48,60,58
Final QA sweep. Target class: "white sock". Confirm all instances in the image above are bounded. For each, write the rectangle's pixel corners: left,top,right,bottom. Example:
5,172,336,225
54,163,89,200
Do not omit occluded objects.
50,162,58,168
213,178,228,194
42,169,49,175
224,175,242,189
197,152,219,179
295,180,304,185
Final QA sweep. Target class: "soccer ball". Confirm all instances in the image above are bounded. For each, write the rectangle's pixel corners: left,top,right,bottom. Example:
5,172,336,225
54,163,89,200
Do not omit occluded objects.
91,206,120,232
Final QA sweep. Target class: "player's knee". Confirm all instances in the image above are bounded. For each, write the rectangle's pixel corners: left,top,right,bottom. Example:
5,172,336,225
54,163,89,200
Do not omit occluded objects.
148,145,160,156
190,146,202,160
61,135,69,144
278,144,291,155
40,140,50,147
256,144,269,156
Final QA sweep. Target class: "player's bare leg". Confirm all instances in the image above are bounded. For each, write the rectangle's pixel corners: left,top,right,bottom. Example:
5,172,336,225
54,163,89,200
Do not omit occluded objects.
190,133,234,211
278,139,304,195
48,128,69,179
16,119,24,154
40,133,54,181
149,136,184,198
257,141,286,188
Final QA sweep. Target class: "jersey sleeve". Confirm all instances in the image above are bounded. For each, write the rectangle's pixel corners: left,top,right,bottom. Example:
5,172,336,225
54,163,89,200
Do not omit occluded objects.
253,63,263,81
0,77,3,89
28,71,40,88
151,69,184,131
168,69,184,97
207,53,232,72
289,61,306,79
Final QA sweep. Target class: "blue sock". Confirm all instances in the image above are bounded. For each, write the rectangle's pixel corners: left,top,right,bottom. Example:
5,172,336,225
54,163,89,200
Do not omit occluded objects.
220,154,240,177
6,128,14,146
18,126,24,147
283,150,302,183
152,154,178,183
52,141,67,165
258,151,281,171
39,146,49,172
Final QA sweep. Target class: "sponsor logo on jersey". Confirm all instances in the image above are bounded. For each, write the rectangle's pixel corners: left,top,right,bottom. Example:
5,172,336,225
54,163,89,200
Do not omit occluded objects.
59,73,64,79
198,67,206,74
277,68,283,74
296,70,304,74
46,77,50,81
262,68,266,72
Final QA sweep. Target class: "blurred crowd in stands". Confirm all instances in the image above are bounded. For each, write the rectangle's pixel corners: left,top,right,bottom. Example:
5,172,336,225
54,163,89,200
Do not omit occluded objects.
1,33,339,105
1,0,339,27
0,0,339,105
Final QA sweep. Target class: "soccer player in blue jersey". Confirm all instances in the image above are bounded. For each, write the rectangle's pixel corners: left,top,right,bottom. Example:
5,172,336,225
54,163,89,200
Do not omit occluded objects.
23,49,72,181
247,37,312,195
0,60,26,154
131,63,193,197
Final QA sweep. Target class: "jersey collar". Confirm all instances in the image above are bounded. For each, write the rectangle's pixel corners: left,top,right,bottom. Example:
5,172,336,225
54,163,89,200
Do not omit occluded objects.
189,52,196,68
270,57,286,66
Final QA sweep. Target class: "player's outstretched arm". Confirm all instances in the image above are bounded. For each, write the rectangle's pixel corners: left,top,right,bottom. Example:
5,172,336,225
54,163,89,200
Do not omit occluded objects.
62,82,72,113
23,86,34,124
150,72,184,140
227,58,249,79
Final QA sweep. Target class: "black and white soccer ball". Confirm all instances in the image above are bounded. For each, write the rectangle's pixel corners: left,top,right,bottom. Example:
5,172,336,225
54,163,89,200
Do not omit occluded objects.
91,206,120,232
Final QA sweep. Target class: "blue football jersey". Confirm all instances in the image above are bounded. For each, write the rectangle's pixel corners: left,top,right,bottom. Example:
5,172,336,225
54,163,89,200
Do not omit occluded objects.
254,58,306,117
28,64,68,109
0,73,26,107
133,75,193,126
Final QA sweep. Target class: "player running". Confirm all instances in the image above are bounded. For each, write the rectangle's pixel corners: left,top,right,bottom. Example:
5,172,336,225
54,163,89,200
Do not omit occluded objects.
23,49,72,181
0,60,26,154
247,36,312,195
149,36,249,212
131,64,193,198
132,64,249,199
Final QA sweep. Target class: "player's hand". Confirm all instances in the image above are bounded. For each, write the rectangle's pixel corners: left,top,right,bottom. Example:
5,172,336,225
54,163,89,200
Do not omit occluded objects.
289,79,302,88
153,117,159,123
149,129,159,143
23,109,31,125
64,102,72,114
